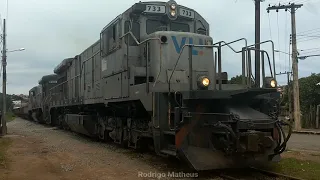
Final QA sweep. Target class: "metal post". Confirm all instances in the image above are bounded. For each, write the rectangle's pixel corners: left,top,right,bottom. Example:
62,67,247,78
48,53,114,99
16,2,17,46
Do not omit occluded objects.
146,43,149,93
261,51,265,88
242,48,246,85
218,43,222,90
247,50,252,87
316,105,319,129
255,0,261,88
213,51,217,90
188,45,193,91
1,19,7,136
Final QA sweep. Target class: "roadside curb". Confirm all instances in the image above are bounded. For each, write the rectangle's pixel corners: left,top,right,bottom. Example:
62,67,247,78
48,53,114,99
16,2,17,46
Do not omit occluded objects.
292,130,320,135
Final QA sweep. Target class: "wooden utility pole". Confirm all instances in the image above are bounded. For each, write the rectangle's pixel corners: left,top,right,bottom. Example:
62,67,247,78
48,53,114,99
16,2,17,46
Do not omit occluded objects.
1,19,7,136
276,71,292,120
267,3,303,131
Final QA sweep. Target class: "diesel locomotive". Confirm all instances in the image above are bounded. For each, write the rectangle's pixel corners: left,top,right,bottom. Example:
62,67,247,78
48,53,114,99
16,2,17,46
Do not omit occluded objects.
23,0,291,170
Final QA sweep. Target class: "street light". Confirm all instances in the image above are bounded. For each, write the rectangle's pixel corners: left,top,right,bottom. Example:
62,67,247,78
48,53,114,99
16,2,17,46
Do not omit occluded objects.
7,48,25,53
297,54,320,60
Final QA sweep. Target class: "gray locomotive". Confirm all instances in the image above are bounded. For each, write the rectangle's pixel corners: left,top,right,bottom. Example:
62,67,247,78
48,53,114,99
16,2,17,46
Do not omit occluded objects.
26,0,291,170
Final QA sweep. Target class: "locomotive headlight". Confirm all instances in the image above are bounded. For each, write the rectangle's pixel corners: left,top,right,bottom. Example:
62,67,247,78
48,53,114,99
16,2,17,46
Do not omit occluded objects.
171,4,176,10
264,77,277,88
170,10,176,16
197,76,210,89
202,78,210,86
270,79,277,88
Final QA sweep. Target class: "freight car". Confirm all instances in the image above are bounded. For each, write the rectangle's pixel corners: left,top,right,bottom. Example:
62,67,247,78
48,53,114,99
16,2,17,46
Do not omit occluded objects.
26,0,291,170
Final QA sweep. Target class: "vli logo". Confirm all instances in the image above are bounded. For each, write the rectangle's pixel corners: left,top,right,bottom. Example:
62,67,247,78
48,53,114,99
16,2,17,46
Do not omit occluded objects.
171,36,204,56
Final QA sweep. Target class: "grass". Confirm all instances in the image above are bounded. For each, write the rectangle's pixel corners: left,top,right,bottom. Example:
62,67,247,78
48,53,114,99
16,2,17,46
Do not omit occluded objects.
5,112,15,122
0,138,12,168
270,157,320,180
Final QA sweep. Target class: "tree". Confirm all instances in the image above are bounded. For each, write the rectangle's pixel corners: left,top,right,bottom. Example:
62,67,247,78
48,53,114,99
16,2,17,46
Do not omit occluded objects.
298,73,320,113
229,75,254,85
0,93,13,112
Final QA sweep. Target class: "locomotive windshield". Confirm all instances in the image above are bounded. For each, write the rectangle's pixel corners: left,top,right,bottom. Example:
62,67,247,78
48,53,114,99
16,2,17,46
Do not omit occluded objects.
146,19,190,34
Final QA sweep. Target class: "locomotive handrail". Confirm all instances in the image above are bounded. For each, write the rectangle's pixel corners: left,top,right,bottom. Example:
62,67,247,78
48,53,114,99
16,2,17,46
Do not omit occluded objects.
245,40,276,81
213,38,248,53
120,31,164,92
247,48,274,80
48,31,163,103
168,38,249,92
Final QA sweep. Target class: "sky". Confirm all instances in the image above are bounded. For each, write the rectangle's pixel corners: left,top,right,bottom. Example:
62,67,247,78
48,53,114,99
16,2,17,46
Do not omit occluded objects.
0,0,319,95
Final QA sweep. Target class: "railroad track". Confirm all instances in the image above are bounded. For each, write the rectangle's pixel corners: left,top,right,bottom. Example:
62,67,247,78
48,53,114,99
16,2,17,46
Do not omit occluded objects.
219,167,305,180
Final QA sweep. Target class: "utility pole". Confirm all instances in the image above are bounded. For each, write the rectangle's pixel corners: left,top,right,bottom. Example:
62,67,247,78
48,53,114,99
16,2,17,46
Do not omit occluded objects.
255,0,262,87
267,3,303,131
276,71,292,120
1,19,7,136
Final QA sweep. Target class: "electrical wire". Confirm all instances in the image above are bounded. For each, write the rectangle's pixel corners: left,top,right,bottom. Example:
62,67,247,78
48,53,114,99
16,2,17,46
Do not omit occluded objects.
284,11,288,71
297,36,320,42
296,34,320,39
297,28,320,35
277,8,281,73
299,47,320,51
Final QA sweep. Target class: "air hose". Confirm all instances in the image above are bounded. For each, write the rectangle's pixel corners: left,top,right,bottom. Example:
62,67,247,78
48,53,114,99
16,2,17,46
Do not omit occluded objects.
269,119,292,158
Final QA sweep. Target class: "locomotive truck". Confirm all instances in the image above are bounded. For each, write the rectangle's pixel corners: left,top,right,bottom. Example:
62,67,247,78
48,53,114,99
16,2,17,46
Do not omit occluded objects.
26,0,291,170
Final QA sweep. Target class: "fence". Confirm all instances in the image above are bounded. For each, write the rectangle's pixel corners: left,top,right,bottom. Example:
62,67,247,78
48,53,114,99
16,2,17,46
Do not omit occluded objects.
280,105,320,129
301,105,319,129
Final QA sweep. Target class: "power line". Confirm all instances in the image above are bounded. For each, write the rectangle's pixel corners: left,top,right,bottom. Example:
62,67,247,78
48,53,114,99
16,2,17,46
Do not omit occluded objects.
300,49,320,54
268,13,273,40
296,34,320,38
297,36,320,42
299,47,320,51
297,28,320,35
277,9,281,72
284,10,289,71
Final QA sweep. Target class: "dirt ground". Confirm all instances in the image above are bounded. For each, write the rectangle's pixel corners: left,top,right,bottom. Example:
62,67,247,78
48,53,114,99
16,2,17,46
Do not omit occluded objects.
0,118,199,180
1,118,320,180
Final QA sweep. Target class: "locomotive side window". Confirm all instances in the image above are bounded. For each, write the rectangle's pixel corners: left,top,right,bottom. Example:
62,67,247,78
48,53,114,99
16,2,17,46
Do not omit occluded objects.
124,21,140,46
170,22,190,32
101,30,109,56
197,20,207,35
146,20,167,34
101,21,119,56
197,28,206,35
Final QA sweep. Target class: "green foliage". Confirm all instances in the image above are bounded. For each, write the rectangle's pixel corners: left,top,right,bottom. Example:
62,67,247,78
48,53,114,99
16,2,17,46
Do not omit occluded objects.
271,157,320,180
280,73,320,124
0,93,13,112
298,73,320,113
6,112,15,122
228,75,254,85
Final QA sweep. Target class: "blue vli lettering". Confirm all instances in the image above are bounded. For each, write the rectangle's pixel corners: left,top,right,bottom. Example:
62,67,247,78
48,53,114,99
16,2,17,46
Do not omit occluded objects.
171,36,204,55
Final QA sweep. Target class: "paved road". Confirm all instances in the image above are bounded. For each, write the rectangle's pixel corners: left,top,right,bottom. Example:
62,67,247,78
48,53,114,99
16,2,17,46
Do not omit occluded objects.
287,133,320,152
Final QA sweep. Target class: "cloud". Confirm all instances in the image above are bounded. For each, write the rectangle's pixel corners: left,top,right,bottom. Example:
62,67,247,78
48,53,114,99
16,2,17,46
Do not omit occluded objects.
0,0,319,94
